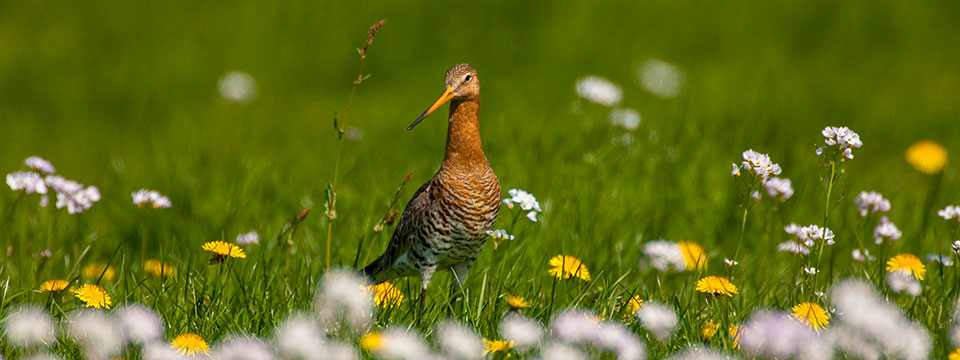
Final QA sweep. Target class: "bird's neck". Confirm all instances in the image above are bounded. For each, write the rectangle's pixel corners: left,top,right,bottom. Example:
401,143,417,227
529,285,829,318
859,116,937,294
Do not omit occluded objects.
442,99,487,170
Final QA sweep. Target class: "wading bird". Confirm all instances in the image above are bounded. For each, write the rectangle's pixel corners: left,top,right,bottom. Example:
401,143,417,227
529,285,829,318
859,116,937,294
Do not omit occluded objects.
362,63,501,314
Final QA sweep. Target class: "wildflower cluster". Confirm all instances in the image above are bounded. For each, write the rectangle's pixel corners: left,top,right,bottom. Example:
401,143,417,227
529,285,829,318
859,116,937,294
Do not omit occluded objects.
131,189,171,208
778,223,835,255
503,188,542,222
816,126,863,160
640,240,706,272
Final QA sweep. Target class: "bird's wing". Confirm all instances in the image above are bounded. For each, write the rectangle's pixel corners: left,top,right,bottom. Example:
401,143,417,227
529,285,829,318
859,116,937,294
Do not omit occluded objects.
363,173,438,280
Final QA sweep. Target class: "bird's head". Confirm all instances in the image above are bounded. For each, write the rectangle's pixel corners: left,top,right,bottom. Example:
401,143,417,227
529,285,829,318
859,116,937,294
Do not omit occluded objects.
408,63,479,130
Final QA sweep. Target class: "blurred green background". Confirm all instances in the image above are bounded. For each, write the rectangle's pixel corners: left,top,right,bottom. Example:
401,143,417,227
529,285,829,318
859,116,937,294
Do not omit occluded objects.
2,0,959,290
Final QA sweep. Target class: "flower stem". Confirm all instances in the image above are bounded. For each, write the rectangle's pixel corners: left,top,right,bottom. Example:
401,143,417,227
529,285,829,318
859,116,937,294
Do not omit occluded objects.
815,162,837,287
732,208,749,263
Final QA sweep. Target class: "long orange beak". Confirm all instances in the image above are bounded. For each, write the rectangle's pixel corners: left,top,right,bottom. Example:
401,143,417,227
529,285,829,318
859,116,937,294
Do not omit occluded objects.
408,86,455,130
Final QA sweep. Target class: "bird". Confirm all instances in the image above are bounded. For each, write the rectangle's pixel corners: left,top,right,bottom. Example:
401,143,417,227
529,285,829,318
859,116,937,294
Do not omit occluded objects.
362,63,501,314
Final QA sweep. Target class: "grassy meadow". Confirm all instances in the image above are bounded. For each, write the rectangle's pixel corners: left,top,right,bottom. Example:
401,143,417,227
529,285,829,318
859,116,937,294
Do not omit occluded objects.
2,0,960,358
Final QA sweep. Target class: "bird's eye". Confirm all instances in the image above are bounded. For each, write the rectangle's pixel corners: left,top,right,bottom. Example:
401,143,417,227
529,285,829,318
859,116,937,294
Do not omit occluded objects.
464,74,472,82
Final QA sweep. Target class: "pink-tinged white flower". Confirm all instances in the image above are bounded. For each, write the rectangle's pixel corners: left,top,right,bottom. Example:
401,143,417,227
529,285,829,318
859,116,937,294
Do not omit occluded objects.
3,305,55,347
731,163,741,176
114,304,163,344
739,310,830,360
666,346,728,360
817,126,863,160
641,240,685,272
362,327,429,360
275,313,325,360
499,313,543,349
45,175,101,214
953,240,960,254
219,71,257,104
855,191,890,217
873,216,901,244
437,320,484,359
637,301,678,341
785,223,835,247
504,188,542,223
803,267,819,275
724,258,739,266
236,231,260,246
210,335,273,360
593,322,645,360
777,241,810,255
751,190,761,201
639,59,685,98
315,269,373,330
66,309,124,359
733,150,782,180
939,205,960,222
132,189,171,209
763,177,793,201
24,156,56,175
550,309,602,344
576,76,622,107
926,254,954,267
828,279,931,359
6,171,47,194
540,343,587,360
609,108,641,131
852,249,875,262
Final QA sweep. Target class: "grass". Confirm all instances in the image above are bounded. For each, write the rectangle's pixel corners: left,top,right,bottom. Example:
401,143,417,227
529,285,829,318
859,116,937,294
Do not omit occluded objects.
1,0,959,358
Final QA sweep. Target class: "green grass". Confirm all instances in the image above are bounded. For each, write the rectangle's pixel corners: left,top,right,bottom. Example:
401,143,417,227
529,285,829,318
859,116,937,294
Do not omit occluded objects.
1,0,959,358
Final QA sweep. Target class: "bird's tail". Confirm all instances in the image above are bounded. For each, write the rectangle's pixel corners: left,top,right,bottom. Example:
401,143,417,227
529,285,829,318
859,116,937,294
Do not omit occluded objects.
360,257,383,284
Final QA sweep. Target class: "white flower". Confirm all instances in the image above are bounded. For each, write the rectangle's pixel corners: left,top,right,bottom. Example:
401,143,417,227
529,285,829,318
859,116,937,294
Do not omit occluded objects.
486,229,514,241
731,163,741,176
927,254,954,267
575,76,622,106
777,241,810,255
436,320,484,359
666,346,728,360
609,108,641,131
939,205,960,222
6,171,47,194
3,305,55,347
803,267,819,275
275,313,324,360
219,71,257,104
550,309,602,344
24,156,56,174
763,177,793,201
638,59,685,98
751,190,761,202
873,216,901,244
210,335,274,360
724,258,739,266
366,327,429,360
45,175,100,214
237,231,260,246
499,313,543,349
539,343,586,360
855,191,890,216
593,322,645,360
505,188,542,222
143,342,185,360
114,304,163,344
132,189,171,209
815,291,825,298
735,149,782,180
817,126,863,160
637,301,677,341
315,269,373,330
852,249,875,262
739,310,830,359
828,279,931,359
641,240,685,272
66,309,124,359
953,240,960,254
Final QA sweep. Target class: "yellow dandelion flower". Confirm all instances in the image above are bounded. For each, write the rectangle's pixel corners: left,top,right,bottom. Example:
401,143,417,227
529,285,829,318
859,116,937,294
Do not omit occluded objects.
886,253,926,280
729,325,744,349
506,295,530,309
791,302,830,331
548,254,590,281
202,241,246,262
39,279,69,292
171,333,209,356
701,320,719,340
949,348,960,360
145,259,176,277
82,263,116,281
696,276,739,296
367,281,404,308
359,331,383,351
483,339,514,355
678,241,707,271
73,284,112,309
906,140,947,175
624,295,643,315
